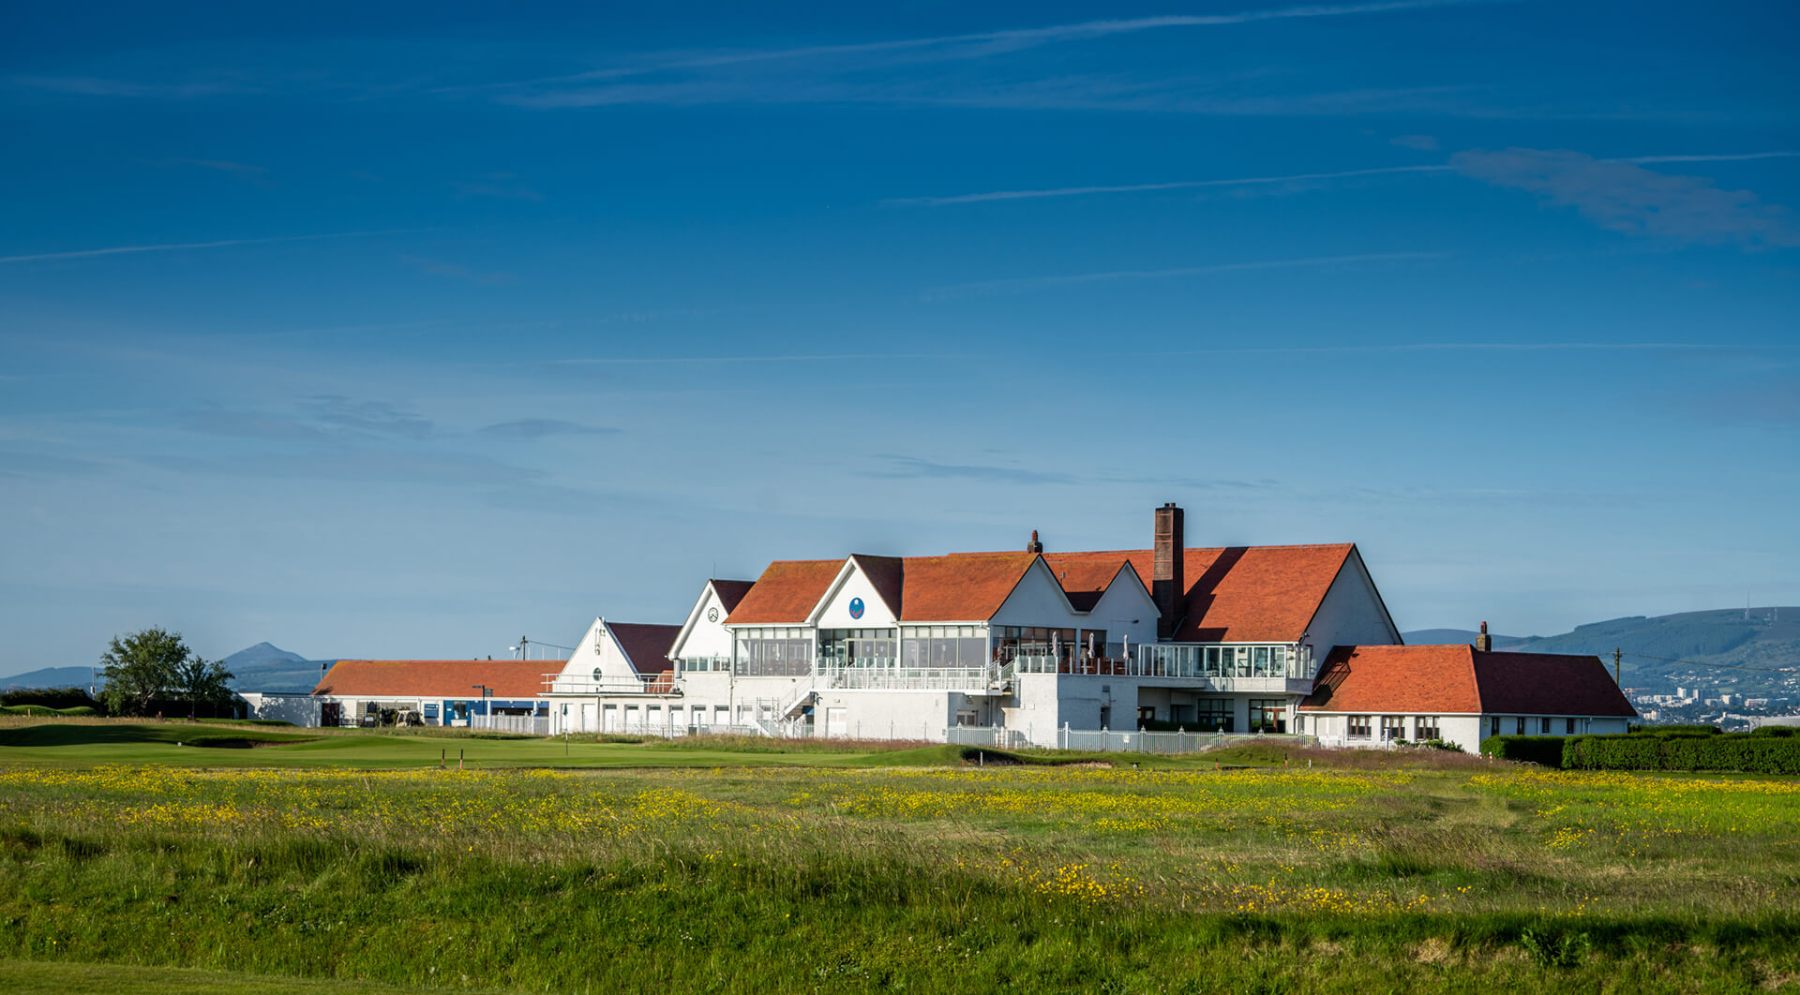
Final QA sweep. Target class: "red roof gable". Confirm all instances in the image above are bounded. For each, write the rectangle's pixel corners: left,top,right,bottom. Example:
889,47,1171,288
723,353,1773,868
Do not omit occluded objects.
897,552,1039,622
725,559,842,624
724,541,1360,635
608,622,681,676
313,660,548,699
1047,544,1355,642
1041,554,1144,611
1300,645,1636,717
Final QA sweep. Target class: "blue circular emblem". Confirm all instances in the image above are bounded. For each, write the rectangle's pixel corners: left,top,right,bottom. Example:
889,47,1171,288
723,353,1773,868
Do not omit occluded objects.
849,597,865,620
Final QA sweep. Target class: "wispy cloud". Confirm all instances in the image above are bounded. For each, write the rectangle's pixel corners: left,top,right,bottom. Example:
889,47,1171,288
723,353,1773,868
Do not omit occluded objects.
0,229,419,265
482,1,1481,90
449,173,542,202
888,164,1450,207
398,255,516,286
926,251,1447,300
893,150,1800,208
164,157,267,176
866,455,1078,486
12,75,252,99
1453,148,1800,248
478,418,618,439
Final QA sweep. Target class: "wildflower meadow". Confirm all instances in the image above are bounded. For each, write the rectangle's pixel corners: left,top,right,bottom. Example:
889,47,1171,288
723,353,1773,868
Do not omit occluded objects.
1,722,1797,992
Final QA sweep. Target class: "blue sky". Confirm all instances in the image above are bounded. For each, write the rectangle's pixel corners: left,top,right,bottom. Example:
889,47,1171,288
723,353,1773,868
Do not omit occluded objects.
2,0,1797,668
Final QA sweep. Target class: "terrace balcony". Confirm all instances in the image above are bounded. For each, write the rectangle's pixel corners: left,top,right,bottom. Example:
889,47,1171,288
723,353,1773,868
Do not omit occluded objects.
541,673,679,696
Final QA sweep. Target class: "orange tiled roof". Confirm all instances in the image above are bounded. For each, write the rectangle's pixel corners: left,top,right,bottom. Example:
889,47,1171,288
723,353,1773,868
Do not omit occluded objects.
725,542,1358,637
723,559,843,624
1041,554,1143,611
1046,544,1356,642
313,660,548,699
897,552,1040,622
1299,645,1637,717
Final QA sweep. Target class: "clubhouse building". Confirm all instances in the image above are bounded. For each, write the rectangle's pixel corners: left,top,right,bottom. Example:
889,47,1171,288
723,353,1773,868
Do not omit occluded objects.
521,503,1633,752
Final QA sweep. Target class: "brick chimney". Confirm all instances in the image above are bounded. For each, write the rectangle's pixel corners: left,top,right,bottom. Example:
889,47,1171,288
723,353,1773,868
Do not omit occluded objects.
1026,529,1043,554
1475,621,1492,653
1153,503,1185,640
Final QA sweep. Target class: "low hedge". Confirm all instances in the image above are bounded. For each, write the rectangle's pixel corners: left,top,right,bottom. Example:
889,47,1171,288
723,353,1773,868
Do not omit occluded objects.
1479,735,1568,767
1563,733,1800,774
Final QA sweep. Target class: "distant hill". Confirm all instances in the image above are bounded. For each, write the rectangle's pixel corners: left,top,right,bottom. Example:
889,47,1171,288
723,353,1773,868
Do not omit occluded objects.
0,666,99,691
1403,628,1526,648
0,642,335,694
222,642,336,693
1412,609,1800,701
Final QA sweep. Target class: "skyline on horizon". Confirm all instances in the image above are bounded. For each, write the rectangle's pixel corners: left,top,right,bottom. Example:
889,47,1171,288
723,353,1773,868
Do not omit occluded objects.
2,0,1797,668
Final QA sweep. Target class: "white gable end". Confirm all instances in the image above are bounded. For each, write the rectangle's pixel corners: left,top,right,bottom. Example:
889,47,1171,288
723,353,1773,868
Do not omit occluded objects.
813,560,898,627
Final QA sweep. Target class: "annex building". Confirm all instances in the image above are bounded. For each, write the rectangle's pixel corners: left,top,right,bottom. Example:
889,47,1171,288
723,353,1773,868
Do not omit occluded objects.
534,503,1634,752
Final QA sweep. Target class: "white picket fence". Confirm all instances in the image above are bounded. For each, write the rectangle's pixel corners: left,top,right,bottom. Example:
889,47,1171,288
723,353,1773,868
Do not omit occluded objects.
470,714,550,736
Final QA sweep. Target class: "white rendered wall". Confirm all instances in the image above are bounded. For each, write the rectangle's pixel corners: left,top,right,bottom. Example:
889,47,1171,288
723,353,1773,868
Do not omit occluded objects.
990,559,1081,629
672,584,736,662
238,693,320,727
812,689,954,740
550,618,641,683
813,561,898,628
1299,552,1401,668
1082,573,1159,650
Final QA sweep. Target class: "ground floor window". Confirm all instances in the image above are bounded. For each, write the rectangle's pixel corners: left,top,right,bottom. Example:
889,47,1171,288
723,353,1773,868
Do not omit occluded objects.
1137,706,1156,726
1540,717,1552,734
1415,716,1440,741
1380,716,1405,742
1565,717,1577,734
1489,716,1501,737
1195,698,1234,732
1248,699,1287,733
1347,715,1371,739
1515,717,1526,735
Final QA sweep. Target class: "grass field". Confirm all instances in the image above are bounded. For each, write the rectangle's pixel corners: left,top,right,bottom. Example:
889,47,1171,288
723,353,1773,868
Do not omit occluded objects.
2,720,1798,993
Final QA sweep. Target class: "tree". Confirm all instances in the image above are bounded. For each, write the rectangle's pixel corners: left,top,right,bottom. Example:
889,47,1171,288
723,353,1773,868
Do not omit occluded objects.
99,627,231,716
173,655,235,717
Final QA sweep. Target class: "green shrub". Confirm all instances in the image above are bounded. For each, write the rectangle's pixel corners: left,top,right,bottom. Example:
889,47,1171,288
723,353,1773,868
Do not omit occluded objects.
1563,733,1800,773
1480,736,1567,767
1631,724,1720,737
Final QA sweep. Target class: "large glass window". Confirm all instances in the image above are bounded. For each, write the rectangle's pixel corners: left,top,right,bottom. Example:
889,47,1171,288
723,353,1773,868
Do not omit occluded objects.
901,625,986,669
1381,716,1405,742
1249,699,1287,733
1195,698,1234,732
734,627,812,676
818,628,896,668
994,626,1077,671
1416,716,1440,741
1347,715,1371,739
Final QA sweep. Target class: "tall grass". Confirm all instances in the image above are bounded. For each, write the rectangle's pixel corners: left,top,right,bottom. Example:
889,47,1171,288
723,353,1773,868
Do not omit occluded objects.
2,757,1797,991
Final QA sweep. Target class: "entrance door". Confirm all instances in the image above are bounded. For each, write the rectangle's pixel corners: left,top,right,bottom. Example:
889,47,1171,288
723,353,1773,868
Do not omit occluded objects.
580,703,598,732
825,707,848,738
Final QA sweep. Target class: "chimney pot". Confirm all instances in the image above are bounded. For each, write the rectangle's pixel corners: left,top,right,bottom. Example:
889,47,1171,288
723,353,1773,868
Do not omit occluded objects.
1475,620,1492,653
1027,529,1043,554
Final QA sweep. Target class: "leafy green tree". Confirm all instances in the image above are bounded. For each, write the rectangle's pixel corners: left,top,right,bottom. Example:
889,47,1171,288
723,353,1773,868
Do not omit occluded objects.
99,627,230,716
172,654,236,717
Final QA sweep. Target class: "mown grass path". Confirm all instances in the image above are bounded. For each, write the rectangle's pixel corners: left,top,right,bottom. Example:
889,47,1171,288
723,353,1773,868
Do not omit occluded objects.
2,722,1798,992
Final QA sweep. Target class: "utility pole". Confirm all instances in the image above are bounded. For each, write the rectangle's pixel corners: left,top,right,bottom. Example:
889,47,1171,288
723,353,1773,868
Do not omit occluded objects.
1614,647,1622,687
